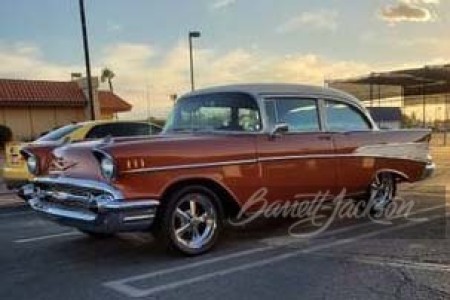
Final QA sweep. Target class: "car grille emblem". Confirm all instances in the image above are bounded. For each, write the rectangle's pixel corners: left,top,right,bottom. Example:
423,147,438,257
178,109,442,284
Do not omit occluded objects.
51,158,78,172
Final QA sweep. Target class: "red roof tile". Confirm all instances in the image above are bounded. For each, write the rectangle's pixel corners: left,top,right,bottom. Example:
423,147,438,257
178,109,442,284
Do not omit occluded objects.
98,91,132,112
0,79,86,106
0,79,132,113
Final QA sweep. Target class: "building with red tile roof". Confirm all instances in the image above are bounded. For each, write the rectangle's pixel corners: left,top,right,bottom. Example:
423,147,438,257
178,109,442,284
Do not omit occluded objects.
0,78,132,140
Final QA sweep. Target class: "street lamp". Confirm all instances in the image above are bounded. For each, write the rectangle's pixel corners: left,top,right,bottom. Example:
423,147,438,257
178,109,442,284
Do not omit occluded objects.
188,31,201,91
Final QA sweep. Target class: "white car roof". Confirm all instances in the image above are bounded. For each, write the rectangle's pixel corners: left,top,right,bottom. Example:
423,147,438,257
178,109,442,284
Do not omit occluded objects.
184,83,363,108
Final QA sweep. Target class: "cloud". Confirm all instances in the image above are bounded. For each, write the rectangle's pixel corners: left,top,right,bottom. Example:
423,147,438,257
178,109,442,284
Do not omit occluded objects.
210,0,236,10
98,42,372,119
4,39,444,120
276,10,338,33
379,0,439,24
0,42,80,80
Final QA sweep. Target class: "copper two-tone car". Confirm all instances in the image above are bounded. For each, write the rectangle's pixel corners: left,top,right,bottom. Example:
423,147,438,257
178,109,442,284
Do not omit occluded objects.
19,84,434,255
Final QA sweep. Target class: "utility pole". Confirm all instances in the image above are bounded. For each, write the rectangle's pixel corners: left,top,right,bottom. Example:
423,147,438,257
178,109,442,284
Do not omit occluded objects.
188,31,201,91
79,0,95,120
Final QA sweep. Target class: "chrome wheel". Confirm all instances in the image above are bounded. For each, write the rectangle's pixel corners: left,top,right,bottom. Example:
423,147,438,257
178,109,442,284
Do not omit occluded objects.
369,173,395,214
171,193,218,251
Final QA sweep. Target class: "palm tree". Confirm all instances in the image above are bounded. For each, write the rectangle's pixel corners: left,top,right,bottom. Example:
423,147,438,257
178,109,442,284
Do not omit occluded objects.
101,67,115,93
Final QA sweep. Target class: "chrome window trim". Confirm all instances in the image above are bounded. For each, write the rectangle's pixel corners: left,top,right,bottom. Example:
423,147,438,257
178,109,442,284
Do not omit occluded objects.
321,97,378,132
167,91,265,134
256,92,378,134
261,96,323,134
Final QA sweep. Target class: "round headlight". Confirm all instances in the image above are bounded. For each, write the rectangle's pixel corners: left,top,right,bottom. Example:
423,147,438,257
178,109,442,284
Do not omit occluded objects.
26,155,39,175
100,157,116,180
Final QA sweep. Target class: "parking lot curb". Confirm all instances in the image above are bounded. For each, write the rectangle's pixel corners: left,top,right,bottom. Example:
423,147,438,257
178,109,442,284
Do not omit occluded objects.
0,202,28,214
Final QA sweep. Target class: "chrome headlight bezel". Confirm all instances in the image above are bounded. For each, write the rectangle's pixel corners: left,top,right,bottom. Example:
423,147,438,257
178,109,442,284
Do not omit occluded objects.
100,156,116,180
26,155,39,175
93,150,116,181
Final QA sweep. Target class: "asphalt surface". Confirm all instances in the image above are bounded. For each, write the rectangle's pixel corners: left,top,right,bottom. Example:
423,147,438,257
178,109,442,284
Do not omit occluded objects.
0,187,449,300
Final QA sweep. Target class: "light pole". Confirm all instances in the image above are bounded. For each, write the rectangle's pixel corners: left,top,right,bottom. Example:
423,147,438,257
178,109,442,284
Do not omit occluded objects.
78,0,95,120
188,31,201,91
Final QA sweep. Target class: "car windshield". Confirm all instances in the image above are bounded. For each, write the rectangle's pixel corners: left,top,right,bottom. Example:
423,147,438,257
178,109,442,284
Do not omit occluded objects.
164,93,261,133
36,124,82,142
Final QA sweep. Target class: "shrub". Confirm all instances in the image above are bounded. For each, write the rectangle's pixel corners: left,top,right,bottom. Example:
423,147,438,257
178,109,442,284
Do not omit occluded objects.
0,125,12,149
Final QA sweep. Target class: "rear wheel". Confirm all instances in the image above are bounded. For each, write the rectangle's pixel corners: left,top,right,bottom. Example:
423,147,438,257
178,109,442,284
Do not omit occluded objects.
366,173,396,216
154,185,223,256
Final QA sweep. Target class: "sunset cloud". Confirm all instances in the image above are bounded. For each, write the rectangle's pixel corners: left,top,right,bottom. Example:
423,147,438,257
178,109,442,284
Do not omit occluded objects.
379,0,439,24
1,38,446,119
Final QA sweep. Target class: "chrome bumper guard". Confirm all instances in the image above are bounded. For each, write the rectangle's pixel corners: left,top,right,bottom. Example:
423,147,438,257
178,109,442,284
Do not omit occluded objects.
19,177,159,233
421,162,435,180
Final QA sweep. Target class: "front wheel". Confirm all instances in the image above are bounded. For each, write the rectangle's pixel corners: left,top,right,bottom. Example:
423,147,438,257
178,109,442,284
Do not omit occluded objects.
154,185,223,256
366,173,397,216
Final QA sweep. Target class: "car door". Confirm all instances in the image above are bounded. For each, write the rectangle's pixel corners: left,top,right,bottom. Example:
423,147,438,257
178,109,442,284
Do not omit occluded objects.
257,97,337,203
323,99,376,195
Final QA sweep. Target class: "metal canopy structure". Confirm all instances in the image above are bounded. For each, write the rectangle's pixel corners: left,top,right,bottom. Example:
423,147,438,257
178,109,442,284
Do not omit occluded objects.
328,64,450,145
329,64,450,101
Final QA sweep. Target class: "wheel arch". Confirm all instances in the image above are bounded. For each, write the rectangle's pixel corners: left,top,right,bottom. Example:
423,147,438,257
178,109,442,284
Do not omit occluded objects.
373,168,409,183
160,177,241,218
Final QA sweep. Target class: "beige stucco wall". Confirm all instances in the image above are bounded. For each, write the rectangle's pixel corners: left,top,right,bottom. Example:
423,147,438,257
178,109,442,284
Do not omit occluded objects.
403,94,449,123
0,106,86,141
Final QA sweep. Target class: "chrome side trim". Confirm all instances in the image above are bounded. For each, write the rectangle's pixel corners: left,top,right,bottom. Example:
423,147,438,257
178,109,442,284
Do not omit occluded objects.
123,151,429,174
123,159,258,174
258,153,429,163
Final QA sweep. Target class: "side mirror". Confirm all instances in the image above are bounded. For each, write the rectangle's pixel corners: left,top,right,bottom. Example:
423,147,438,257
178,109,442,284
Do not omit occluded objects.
270,123,289,138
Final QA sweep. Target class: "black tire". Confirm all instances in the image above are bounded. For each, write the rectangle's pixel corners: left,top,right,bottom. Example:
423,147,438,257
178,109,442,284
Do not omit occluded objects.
78,229,115,239
153,185,223,256
365,173,397,217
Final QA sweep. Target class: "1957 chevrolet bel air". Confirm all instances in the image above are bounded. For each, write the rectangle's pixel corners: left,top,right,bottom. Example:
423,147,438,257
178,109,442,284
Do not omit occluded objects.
19,84,435,255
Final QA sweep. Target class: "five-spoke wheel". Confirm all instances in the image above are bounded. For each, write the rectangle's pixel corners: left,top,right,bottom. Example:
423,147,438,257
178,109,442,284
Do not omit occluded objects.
154,185,222,255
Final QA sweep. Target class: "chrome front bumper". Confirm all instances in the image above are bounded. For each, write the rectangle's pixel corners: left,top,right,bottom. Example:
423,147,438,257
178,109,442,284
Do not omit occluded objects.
19,177,159,233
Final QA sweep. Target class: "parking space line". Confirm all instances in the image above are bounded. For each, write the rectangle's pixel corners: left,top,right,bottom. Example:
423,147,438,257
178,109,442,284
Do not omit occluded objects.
310,253,450,273
103,214,444,298
103,245,274,292
261,203,447,246
14,231,81,243
352,257,450,272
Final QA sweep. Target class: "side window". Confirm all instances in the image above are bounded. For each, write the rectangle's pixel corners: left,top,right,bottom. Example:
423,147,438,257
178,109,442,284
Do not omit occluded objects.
325,100,371,131
265,98,320,132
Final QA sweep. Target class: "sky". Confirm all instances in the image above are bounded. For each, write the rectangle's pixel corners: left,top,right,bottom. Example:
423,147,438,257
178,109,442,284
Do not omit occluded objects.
0,0,449,119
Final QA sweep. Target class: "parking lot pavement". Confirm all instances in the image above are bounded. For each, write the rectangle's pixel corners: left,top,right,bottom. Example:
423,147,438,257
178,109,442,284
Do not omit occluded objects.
0,188,448,300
